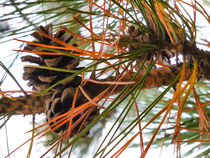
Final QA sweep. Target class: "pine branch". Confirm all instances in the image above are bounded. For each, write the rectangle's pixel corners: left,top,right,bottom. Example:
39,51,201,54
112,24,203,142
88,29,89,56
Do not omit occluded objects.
0,95,46,115
1,44,209,116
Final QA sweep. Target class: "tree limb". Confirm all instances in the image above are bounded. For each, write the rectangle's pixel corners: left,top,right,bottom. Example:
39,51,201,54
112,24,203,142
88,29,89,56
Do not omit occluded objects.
0,95,46,115
0,44,209,115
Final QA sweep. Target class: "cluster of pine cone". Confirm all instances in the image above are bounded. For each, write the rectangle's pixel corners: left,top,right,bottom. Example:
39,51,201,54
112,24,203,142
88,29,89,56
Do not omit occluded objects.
21,25,100,136
21,24,181,137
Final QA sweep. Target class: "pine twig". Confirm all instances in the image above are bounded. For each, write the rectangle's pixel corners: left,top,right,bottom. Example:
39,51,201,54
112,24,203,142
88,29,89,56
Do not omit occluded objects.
0,95,46,115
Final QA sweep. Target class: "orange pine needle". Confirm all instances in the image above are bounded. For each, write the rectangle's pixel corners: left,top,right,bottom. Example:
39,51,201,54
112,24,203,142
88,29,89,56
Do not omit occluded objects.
142,1,157,33
134,101,144,154
183,101,210,112
79,85,102,107
66,87,79,139
155,62,171,69
86,79,135,85
154,2,175,43
73,16,110,44
1,90,32,94
171,125,210,133
93,2,119,20
193,88,210,130
13,49,64,55
40,138,61,158
14,38,113,58
14,38,71,51
88,0,95,53
37,30,105,56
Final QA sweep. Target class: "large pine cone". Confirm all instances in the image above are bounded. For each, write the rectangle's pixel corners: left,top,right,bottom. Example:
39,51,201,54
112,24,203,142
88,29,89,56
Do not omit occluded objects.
21,25,99,135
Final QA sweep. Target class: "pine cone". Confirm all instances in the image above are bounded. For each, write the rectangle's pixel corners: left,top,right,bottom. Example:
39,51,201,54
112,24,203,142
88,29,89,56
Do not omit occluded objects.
22,25,99,135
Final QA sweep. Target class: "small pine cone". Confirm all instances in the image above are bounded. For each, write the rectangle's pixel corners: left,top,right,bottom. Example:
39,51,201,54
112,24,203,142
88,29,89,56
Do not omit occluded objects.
136,34,150,43
131,28,141,37
120,25,152,51
124,25,176,69
121,25,153,67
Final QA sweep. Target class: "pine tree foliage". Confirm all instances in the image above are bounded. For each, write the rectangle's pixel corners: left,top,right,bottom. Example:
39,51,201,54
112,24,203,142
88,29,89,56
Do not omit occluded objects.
0,0,210,157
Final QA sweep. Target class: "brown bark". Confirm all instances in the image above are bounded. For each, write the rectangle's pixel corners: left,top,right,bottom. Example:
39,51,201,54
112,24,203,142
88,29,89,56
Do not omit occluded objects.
0,95,46,115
